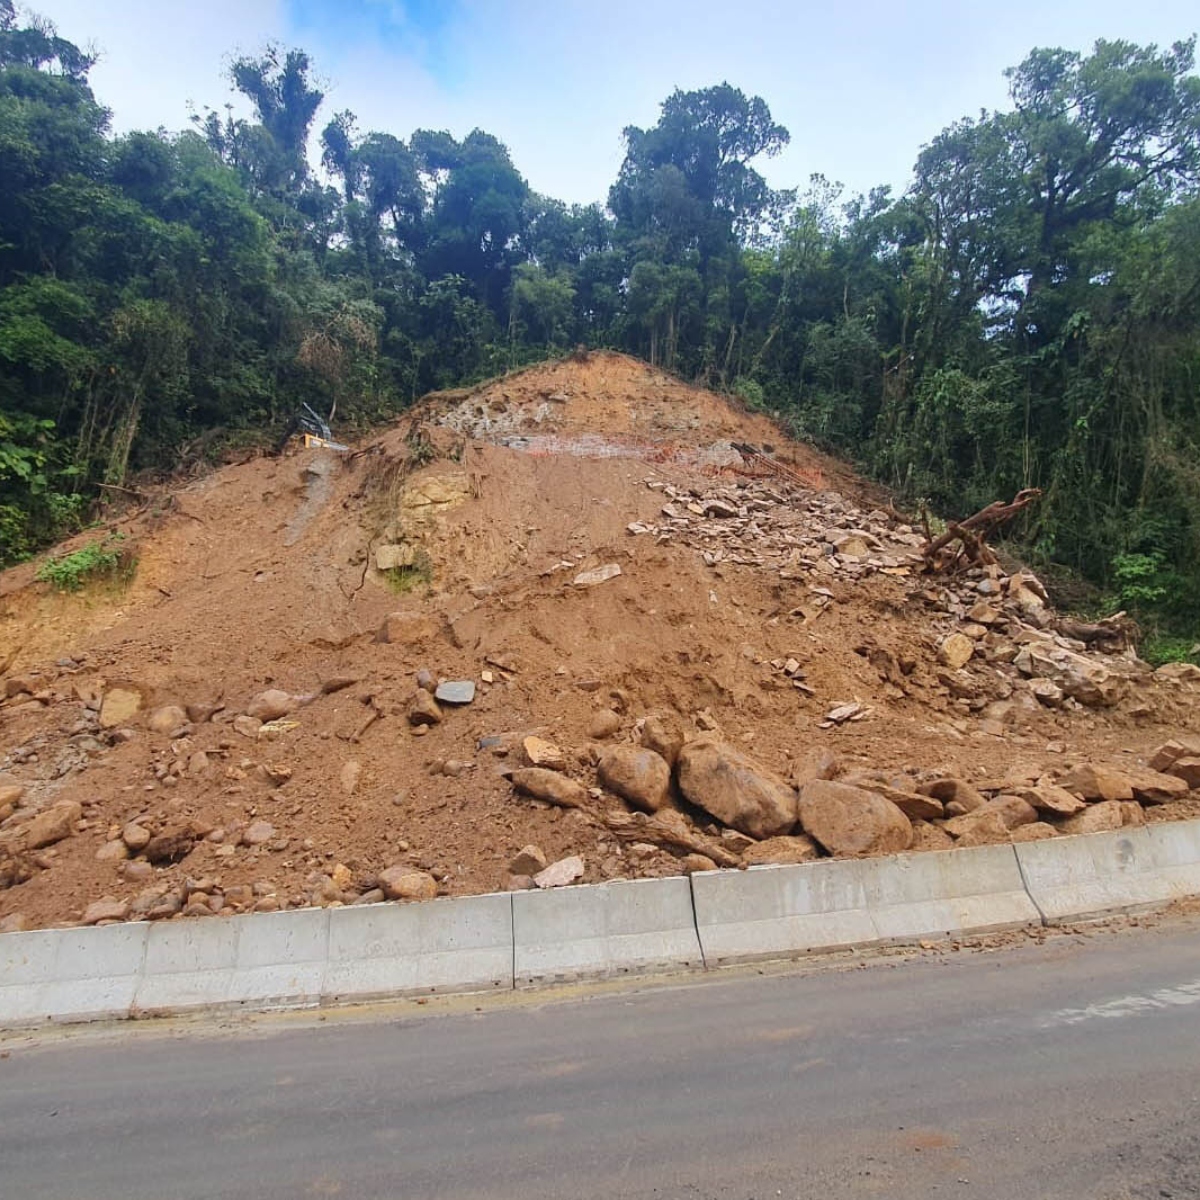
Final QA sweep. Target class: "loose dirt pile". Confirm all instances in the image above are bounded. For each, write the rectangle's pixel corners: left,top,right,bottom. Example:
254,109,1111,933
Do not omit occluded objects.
2,351,1199,931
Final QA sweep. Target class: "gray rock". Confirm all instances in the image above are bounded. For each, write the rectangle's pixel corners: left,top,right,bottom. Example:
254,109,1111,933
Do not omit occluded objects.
435,680,476,705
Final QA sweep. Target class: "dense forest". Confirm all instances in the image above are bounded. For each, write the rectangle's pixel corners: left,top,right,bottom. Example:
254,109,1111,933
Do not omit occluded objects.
2,1,1200,649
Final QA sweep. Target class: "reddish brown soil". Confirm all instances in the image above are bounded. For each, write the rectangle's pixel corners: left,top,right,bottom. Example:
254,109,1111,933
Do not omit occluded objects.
1,352,1197,930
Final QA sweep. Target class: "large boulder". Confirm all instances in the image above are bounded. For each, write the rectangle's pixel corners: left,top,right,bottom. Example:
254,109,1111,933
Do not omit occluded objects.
598,746,671,812
1058,764,1134,803
796,780,912,857
676,738,797,839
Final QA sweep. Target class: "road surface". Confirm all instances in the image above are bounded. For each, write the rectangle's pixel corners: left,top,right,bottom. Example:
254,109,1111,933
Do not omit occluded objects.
2,920,1199,1199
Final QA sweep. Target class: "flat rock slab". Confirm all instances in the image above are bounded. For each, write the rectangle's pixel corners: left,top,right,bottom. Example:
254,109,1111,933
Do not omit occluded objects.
573,563,621,587
435,680,476,705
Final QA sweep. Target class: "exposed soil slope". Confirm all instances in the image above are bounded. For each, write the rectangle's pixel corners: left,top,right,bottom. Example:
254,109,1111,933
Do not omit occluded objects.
2,352,1198,930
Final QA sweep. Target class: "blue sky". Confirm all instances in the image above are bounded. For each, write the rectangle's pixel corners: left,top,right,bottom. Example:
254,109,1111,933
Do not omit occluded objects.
31,0,1200,206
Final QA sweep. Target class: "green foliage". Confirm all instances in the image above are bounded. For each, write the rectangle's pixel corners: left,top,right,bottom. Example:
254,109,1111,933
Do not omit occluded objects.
1,10,1199,650
35,533,132,591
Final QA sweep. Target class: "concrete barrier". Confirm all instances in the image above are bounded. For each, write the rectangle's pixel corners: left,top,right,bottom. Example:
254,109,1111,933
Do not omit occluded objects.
1013,827,1172,923
863,845,1041,941
6,817,1200,1029
134,909,332,1014
1142,821,1200,898
0,922,148,1026
322,893,513,1001
513,877,702,985
691,859,876,965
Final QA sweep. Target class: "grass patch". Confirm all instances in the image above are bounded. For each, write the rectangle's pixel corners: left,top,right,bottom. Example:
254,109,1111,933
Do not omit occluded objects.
381,547,433,594
1140,632,1199,668
35,534,135,592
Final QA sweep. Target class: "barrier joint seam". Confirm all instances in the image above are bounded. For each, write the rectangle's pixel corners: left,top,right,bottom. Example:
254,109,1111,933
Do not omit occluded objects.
1010,845,1049,926
686,875,708,970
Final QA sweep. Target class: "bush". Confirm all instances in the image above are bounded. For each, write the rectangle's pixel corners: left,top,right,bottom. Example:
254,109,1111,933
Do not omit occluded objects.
35,534,134,592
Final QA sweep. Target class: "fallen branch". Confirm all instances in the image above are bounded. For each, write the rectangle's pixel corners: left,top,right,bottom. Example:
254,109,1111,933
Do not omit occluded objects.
922,488,1042,572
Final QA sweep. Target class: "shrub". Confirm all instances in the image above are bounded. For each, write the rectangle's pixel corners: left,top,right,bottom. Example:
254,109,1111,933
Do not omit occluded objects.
35,534,134,592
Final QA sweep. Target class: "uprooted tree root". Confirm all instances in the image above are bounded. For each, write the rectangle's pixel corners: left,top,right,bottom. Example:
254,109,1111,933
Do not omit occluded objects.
921,488,1043,572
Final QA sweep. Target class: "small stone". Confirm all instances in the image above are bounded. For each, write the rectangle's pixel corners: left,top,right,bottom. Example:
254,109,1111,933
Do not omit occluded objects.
233,714,263,739
416,668,436,692
573,563,621,588
1120,801,1146,827
1165,757,1200,789
640,714,686,766
340,760,362,795
147,704,188,735
25,801,82,849
597,745,672,813
920,778,987,811
522,736,567,771
586,710,622,740
186,702,224,723
122,822,151,851
434,680,476,706
533,855,585,888
1010,784,1086,817
1029,678,1065,707
144,826,196,865
95,839,129,862
1148,738,1200,773
188,750,211,777
121,860,153,881
408,691,443,726
242,820,276,846
509,845,548,875
330,862,354,891
945,809,1011,847
253,896,282,913
985,794,1039,830
0,913,29,933
378,867,438,901
681,853,718,873
83,896,130,924
719,829,757,854
938,634,975,670
245,689,298,722
510,768,589,808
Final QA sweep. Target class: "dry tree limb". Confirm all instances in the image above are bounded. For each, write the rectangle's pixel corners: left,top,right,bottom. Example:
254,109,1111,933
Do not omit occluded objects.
922,488,1042,572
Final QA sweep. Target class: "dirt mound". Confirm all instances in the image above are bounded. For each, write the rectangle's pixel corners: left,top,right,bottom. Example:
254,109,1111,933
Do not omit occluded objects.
2,350,1199,931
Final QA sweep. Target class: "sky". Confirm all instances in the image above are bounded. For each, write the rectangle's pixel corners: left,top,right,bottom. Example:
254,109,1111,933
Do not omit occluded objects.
28,0,1200,206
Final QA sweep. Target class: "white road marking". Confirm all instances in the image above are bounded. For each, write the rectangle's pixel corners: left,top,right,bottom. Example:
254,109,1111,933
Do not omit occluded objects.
1041,978,1200,1026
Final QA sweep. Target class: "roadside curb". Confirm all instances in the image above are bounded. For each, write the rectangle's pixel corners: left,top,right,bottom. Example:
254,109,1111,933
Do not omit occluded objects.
3,819,1200,1028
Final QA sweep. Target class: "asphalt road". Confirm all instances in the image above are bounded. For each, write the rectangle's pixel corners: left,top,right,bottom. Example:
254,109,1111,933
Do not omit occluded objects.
3,921,1200,1200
